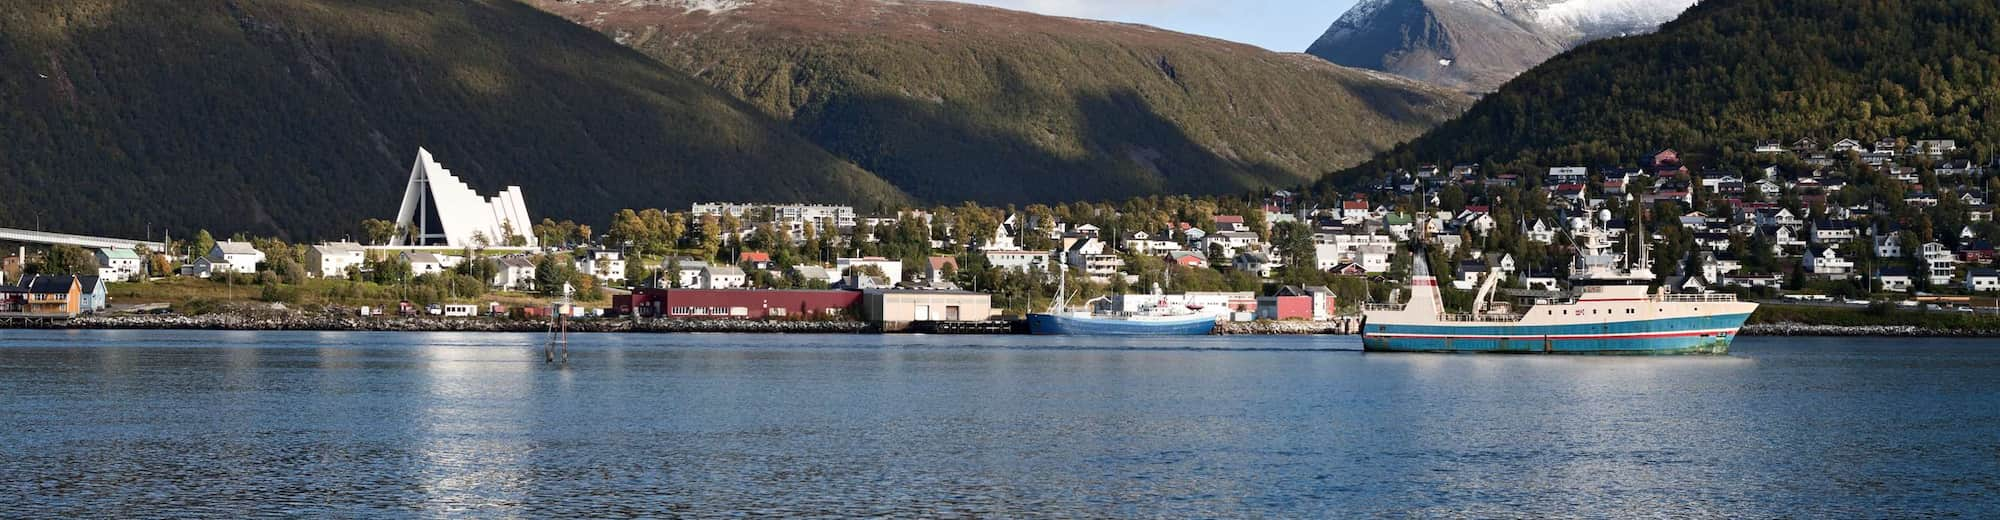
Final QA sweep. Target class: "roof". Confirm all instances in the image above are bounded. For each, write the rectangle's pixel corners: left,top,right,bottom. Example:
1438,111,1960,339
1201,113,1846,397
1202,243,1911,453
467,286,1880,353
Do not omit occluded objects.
98,248,140,260
928,256,957,271
214,241,260,256
703,265,746,277
402,252,442,264
12,275,78,294
313,242,365,254
498,256,537,269
1970,268,2000,278
738,251,771,263
791,265,830,278
1212,215,1245,224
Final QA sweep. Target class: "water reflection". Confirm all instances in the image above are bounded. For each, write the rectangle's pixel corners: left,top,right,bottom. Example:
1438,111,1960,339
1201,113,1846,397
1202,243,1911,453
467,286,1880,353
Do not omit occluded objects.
0,332,1995,516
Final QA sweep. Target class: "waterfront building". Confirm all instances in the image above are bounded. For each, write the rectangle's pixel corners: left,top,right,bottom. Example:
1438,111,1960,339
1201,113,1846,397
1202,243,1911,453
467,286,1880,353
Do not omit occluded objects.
389,148,536,248
0,275,81,317
614,288,859,319
862,289,992,331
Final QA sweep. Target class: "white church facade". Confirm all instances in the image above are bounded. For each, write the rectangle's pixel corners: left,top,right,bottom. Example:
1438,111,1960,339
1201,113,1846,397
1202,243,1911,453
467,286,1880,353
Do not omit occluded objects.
390,148,537,248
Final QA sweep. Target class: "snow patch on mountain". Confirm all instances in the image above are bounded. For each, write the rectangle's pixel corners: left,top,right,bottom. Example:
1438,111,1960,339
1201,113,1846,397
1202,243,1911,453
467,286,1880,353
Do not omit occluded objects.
1534,0,1697,38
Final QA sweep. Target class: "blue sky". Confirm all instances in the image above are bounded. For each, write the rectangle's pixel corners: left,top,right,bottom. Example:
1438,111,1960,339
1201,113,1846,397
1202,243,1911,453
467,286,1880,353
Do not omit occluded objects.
957,0,1361,52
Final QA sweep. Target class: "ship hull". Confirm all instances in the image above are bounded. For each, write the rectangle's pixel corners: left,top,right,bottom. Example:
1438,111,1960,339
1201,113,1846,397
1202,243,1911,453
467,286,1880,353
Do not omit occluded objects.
1360,313,1752,355
1026,313,1218,336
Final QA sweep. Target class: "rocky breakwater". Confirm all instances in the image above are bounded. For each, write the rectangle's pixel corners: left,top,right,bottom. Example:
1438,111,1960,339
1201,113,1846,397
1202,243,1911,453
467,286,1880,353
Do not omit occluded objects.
1215,320,1359,335
1741,323,1998,337
23,313,867,334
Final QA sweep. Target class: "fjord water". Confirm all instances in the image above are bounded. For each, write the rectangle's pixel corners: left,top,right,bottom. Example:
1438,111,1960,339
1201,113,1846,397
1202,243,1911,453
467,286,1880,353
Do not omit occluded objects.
1,332,1995,517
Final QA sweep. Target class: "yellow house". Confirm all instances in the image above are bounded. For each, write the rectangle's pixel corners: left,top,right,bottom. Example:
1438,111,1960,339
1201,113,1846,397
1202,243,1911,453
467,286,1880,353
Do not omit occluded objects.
3,275,81,316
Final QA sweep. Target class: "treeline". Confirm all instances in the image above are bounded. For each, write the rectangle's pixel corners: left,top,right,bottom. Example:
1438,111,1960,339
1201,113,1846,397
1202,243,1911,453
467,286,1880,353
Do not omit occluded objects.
1321,0,2000,192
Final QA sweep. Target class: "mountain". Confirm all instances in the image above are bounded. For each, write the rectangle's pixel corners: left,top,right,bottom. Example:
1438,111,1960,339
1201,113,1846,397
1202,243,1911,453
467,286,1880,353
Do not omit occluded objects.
1307,0,1695,92
0,0,908,239
1319,0,2000,190
526,0,1472,205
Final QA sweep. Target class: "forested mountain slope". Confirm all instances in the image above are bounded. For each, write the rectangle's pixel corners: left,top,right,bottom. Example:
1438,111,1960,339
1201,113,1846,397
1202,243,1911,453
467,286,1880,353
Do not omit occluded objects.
0,0,906,239
1321,0,2000,189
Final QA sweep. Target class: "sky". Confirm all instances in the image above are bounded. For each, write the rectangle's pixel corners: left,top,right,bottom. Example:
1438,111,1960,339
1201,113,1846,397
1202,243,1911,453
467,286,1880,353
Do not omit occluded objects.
956,0,1362,52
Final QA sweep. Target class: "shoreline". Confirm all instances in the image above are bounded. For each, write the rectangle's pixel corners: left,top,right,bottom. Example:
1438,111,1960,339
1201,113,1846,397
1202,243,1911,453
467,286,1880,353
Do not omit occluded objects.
6,315,1995,338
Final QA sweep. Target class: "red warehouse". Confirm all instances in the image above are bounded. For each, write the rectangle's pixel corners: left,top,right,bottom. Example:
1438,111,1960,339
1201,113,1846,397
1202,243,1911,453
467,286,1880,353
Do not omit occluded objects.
614,288,860,319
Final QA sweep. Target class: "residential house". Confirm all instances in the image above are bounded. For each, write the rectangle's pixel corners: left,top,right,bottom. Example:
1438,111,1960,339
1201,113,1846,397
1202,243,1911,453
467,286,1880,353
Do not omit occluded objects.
94,248,143,282
574,249,627,283
493,256,537,291
1966,268,2000,293
209,241,265,274
1526,220,1557,244
78,275,107,313
1066,238,1125,277
0,275,81,316
1753,140,1786,154
1168,251,1208,269
926,256,958,283
1548,167,1589,185
307,242,367,279
1453,260,1489,290
402,252,447,277
1921,242,1958,285
1120,231,1179,255
836,257,905,284
738,252,773,271
788,265,835,287
698,265,748,289
1873,231,1905,259
1877,267,1913,293
1813,220,1859,244
1213,215,1250,233
1803,246,1854,278
672,259,710,288
1233,252,1277,279
983,250,1051,273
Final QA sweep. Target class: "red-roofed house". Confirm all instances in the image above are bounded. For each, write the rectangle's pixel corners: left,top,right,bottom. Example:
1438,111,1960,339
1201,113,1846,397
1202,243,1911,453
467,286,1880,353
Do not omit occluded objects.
738,251,772,270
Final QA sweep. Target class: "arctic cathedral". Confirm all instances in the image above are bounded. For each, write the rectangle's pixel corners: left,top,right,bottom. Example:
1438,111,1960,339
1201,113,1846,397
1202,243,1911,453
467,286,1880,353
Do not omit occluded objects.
389,148,538,248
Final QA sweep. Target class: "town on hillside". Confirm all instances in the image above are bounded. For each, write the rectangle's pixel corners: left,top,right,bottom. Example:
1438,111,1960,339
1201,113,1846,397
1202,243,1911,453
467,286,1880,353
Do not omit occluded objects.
7,138,2000,325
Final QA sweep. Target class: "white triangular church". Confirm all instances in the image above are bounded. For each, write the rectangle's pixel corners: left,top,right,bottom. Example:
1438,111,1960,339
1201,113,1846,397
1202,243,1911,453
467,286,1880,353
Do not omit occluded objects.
390,148,537,248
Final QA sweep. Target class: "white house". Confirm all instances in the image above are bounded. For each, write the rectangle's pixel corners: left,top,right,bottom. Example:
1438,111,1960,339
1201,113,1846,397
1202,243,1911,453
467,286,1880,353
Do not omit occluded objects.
493,256,537,291
209,241,265,274
672,259,709,288
94,248,143,282
1526,220,1557,244
836,257,904,284
983,250,1051,273
1803,246,1854,277
698,265,747,289
1877,267,1913,293
401,252,447,277
1232,252,1277,279
307,242,367,279
573,249,627,283
1921,242,1958,285
1966,269,2000,293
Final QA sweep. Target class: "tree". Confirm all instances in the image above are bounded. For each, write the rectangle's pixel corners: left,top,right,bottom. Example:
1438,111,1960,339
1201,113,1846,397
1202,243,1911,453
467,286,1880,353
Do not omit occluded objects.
34,245,97,275
191,230,216,260
1271,221,1321,286
362,219,397,246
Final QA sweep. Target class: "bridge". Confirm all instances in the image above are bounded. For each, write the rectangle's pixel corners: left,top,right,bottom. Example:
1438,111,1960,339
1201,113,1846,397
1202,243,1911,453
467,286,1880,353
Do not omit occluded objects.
0,227,166,251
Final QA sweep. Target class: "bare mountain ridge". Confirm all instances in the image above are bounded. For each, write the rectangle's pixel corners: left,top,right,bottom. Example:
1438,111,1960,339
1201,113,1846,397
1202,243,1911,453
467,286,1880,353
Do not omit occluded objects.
1308,0,1694,92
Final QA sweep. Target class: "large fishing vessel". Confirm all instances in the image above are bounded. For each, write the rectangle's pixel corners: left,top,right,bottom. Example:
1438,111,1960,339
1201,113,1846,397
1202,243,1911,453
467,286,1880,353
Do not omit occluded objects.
1026,264,1219,336
1361,225,1755,354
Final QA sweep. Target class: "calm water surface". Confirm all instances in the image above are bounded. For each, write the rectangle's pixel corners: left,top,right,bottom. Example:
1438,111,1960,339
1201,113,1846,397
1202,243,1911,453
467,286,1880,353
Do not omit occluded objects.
1,331,1997,517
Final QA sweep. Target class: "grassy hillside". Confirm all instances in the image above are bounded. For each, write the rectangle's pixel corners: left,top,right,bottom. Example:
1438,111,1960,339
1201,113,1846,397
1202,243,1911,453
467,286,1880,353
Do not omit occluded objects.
1319,0,2000,188
0,0,908,239
530,0,1472,204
